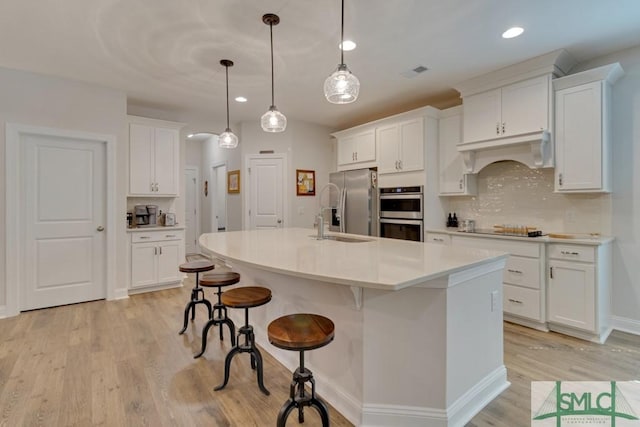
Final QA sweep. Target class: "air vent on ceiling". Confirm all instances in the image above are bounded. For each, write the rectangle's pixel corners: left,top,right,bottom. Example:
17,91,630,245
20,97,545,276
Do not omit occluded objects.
401,65,429,79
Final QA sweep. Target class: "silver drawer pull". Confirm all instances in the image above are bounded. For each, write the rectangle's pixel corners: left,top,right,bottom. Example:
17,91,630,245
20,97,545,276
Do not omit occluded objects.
560,250,580,255
139,236,150,239
508,298,523,304
433,238,444,242
165,235,176,238
507,269,523,274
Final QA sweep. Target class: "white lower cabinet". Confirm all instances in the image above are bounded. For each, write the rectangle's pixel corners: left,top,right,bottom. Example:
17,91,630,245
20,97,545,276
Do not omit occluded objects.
547,243,611,343
451,235,547,329
129,230,184,290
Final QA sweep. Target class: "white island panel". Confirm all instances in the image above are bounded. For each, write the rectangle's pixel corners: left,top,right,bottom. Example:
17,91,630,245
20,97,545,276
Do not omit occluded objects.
199,228,509,426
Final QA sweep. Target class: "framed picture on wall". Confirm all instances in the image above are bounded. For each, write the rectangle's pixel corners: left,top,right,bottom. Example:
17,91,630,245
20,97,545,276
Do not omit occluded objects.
296,169,315,196
227,170,240,193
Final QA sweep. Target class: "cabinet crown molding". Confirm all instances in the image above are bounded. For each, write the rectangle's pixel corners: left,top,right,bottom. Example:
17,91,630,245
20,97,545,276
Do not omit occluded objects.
127,115,186,129
454,49,576,97
553,62,624,91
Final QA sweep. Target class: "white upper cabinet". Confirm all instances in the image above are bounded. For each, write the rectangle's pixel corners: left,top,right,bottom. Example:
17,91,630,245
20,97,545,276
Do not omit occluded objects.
377,118,424,174
463,75,550,144
128,116,184,196
553,63,623,193
438,106,476,195
337,130,376,167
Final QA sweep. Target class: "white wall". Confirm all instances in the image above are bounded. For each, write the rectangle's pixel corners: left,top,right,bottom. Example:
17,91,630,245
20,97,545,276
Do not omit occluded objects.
0,66,128,309
238,119,334,229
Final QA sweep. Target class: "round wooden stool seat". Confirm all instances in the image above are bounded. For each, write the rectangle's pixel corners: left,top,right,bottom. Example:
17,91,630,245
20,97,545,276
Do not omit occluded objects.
268,314,335,351
179,260,215,274
221,286,272,309
200,271,240,287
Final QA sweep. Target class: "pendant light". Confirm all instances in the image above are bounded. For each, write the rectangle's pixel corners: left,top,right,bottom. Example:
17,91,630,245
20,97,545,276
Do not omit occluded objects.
261,13,287,133
324,0,360,104
219,59,239,148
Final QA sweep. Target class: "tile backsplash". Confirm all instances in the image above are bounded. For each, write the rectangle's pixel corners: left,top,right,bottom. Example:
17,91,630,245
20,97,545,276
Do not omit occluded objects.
445,161,612,235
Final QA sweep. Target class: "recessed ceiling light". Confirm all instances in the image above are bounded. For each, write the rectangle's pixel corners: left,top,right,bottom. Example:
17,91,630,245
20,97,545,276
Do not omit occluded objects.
235,96,247,103
502,27,524,39
339,40,356,51
187,133,195,138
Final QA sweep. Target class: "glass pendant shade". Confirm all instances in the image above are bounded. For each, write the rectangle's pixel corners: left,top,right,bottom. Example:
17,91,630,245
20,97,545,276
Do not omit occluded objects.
219,128,238,149
261,105,287,132
324,63,360,104
219,59,239,149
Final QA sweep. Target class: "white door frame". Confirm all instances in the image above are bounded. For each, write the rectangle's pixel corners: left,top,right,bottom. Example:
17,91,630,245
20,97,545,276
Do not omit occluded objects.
4,123,118,318
244,153,289,230
184,165,200,252
210,161,227,232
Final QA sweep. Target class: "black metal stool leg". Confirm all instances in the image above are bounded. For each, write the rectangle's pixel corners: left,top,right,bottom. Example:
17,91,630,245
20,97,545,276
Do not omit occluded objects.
194,317,216,358
277,400,297,427
179,300,193,334
214,346,242,391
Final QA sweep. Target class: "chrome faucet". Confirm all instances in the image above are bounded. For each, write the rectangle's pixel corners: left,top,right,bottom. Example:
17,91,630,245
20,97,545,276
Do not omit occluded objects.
316,182,342,239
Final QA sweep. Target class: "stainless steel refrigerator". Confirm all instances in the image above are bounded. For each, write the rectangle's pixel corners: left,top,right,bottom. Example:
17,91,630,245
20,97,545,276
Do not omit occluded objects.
329,169,378,236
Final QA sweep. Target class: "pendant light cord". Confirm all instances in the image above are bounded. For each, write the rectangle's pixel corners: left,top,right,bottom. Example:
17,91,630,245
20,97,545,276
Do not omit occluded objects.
270,22,275,106
225,64,230,129
340,0,345,65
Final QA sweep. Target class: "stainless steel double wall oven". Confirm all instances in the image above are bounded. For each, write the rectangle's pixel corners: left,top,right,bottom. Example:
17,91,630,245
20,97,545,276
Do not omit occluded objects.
379,186,423,242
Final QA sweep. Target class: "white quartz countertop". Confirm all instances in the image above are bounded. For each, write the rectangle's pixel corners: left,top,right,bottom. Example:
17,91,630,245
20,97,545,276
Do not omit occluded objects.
199,228,507,291
426,228,614,245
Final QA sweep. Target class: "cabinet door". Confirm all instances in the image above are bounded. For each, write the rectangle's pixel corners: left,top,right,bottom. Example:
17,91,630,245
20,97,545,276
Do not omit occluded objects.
154,127,179,195
555,82,603,191
501,75,550,137
398,118,424,172
376,124,399,174
548,260,596,332
129,124,155,195
337,135,357,165
157,241,181,283
131,242,157,288
354,130,376,163
439,113,465,194
462,89,501,143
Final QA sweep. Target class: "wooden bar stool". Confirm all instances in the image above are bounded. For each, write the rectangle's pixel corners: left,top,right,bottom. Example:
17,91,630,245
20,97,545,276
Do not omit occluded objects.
193,271,240,358
268,313,335,427
178,260,215,335
214,286,272,395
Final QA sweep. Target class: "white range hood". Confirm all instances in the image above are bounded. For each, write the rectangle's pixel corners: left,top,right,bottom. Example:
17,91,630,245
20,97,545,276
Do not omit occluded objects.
457,129,552,173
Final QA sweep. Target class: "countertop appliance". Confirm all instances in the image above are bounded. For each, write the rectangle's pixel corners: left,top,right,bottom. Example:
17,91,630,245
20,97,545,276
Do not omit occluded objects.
379,186,424,242
134,205,158,227
329,169,378,237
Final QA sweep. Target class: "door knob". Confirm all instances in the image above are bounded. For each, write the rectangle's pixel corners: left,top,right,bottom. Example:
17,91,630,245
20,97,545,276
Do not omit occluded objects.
277,219,282,224
97,226,105,232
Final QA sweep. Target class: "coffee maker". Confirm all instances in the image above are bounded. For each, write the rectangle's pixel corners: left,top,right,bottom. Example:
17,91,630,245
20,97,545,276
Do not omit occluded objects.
134,205,158,227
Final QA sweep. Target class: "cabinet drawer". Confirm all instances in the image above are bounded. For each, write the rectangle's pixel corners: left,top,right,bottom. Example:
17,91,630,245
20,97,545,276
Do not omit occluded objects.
452,235,541,258
131,230,184,243
425,232,451,245
503,284,541,321
503,256,540,289
548,244,595,263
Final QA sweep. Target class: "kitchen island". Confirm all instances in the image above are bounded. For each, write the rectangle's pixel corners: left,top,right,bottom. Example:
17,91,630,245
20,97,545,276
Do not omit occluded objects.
199,228,509,427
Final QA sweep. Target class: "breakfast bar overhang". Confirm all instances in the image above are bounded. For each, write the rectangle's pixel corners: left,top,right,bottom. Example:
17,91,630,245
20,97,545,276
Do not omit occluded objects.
199,228,509,427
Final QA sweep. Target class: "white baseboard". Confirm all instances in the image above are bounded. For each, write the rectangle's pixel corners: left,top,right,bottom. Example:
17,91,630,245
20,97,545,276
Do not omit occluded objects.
611,315,640,336
0,305,6,319
361,366,509,427
127,281,182,296
112,288,130,300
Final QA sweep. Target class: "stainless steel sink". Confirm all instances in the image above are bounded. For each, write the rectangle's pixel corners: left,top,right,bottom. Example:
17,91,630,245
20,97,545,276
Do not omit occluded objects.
310,235,372,243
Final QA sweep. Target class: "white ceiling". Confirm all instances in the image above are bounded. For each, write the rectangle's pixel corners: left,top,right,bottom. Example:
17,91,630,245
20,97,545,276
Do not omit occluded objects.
1,0,640,130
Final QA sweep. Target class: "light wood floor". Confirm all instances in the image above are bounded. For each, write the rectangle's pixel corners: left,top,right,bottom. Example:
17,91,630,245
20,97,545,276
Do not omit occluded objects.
1,281,639,427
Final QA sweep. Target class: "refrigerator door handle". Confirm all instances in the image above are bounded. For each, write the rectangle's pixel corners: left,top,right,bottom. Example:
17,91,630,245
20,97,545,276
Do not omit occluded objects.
340,188,347,233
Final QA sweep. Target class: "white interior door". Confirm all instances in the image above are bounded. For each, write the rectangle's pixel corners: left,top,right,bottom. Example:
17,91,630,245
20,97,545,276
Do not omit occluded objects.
248,156,285,229
22,133,106,310
184,166,199,254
